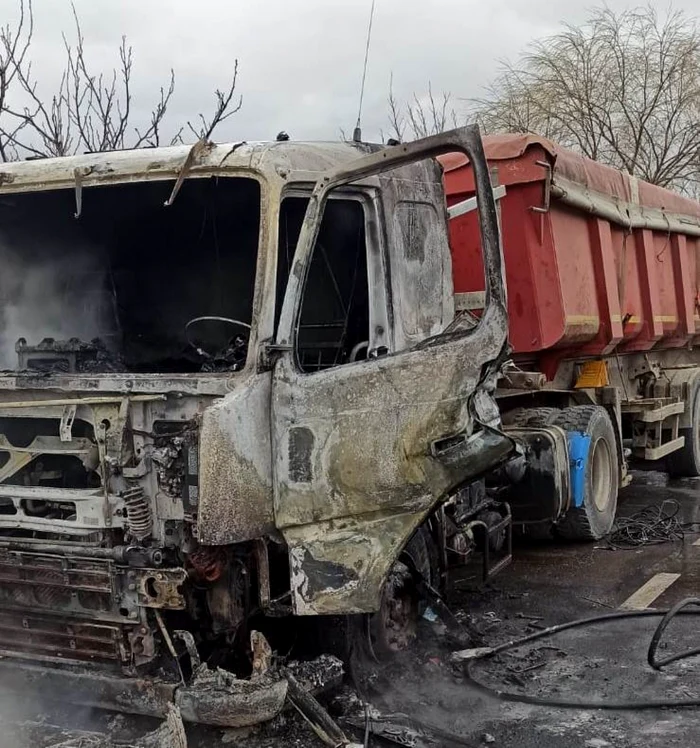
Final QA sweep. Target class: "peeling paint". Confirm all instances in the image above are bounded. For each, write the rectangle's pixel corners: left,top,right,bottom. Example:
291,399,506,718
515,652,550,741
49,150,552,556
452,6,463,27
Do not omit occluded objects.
198,373,275,544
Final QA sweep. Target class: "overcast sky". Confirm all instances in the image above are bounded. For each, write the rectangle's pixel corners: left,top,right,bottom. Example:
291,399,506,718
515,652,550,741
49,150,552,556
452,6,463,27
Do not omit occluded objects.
3,0,700,146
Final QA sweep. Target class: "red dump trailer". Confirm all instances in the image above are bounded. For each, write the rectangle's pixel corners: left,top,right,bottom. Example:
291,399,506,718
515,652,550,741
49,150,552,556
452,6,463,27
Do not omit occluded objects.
440,136,700,539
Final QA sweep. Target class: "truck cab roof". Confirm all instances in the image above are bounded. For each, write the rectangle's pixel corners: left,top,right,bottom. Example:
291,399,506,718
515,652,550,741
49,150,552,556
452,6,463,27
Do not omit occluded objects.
0,140,380,193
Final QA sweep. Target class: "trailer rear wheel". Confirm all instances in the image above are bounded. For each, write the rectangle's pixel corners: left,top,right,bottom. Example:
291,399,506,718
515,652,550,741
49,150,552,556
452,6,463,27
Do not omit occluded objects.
552,406,619,541
667,386,700,477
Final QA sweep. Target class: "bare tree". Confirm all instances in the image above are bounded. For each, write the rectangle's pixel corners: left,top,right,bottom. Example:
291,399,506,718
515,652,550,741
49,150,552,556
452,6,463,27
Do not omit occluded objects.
471,6,700,192
386,75,458,142
186,59,242,141
0,0,242,161
0,0,33,159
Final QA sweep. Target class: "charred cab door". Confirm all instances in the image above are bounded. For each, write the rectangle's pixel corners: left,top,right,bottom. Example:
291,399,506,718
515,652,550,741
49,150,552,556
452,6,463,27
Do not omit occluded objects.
271,127,510,615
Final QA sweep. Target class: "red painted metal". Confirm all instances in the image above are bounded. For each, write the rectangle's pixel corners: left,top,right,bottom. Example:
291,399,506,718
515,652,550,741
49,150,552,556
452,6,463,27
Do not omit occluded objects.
671,234,696,339
440,136,700,374
583,218,623,355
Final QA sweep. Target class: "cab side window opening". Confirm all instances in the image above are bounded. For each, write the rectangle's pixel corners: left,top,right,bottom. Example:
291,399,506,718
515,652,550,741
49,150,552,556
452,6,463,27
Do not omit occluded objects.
276,196,369,372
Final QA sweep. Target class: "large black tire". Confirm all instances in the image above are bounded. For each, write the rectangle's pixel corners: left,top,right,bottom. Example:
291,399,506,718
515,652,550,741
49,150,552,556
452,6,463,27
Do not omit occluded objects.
667,385,700,477
501,406,560,428
552,406,619,541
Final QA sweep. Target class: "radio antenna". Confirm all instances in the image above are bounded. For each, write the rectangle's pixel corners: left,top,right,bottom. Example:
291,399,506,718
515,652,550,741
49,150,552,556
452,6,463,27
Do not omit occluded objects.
353,0,377,142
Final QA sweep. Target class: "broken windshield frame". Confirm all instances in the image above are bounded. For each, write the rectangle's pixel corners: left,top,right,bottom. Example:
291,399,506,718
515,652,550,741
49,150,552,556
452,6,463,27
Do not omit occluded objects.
0,173,268,379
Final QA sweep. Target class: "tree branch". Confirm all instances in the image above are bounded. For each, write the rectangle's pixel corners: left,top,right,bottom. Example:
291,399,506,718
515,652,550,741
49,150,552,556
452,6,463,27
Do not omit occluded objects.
187,59,242,142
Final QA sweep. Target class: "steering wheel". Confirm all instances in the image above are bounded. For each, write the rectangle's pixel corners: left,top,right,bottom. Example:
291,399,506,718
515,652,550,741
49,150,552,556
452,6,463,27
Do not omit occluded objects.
185,316,251,358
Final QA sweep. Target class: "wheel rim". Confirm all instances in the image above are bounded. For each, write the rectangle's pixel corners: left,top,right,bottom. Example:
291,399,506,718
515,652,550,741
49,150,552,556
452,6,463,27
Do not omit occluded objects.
375,561,418,653
591,436,613,511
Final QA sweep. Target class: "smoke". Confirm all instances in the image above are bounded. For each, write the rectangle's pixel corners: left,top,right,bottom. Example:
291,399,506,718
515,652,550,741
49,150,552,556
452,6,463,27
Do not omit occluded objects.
0,232,119,370
0,686,101,747
0,686,124,747
0,684,183,746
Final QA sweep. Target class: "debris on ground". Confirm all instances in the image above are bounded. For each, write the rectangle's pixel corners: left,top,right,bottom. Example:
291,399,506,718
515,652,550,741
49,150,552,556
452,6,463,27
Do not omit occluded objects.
286,654,345,693
602,499,684,549
285,673,360,747
450,647,495,663
178,661,288,727
43,705,187,748
343,708,441,747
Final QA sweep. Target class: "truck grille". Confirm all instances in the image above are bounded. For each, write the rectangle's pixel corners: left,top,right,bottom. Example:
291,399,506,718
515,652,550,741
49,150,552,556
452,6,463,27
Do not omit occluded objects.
0,550,131,665
0,610,125,663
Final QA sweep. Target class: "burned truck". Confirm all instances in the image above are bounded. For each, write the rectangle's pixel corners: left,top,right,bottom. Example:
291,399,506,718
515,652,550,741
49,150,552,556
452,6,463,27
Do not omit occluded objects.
0,127,512,723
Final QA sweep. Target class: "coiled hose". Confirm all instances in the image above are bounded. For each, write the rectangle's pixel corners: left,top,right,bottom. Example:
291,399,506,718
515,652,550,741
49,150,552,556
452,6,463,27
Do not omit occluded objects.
464,599,700,709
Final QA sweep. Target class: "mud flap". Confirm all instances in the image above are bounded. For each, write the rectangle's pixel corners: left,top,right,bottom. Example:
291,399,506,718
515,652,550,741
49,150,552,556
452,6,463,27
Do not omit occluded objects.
567,431,592,508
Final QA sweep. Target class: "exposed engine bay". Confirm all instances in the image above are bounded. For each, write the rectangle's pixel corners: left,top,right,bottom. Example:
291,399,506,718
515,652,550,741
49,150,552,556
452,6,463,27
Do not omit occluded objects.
0,367,295,724
0,394,217,664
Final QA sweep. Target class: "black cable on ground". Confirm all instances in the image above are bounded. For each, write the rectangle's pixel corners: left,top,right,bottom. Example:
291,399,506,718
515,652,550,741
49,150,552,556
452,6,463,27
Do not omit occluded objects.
648,597,700,669
349,597,700,748
605,499,684,549
464,604,700,709
350,605,700,747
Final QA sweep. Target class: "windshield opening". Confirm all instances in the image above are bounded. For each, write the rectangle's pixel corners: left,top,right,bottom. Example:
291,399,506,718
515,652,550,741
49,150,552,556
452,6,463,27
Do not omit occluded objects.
0,176,261,374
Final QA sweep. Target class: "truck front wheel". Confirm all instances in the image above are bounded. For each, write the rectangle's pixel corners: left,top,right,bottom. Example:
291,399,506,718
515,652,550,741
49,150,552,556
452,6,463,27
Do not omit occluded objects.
346,525,439,679
552,406,619,541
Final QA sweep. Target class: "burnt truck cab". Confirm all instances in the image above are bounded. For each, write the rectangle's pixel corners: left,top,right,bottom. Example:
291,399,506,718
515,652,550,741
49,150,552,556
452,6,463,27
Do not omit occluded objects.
0,127,510,723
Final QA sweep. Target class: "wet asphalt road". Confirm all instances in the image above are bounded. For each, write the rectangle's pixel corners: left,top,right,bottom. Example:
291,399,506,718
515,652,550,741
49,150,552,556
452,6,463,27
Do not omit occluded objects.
369,470,700,748
3,470,700,747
